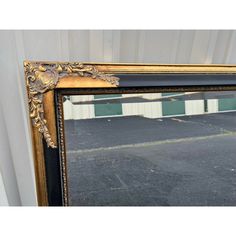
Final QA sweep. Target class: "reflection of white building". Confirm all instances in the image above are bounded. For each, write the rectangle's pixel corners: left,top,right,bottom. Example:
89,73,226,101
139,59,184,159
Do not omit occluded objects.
63,93,224,120
64,95,95,120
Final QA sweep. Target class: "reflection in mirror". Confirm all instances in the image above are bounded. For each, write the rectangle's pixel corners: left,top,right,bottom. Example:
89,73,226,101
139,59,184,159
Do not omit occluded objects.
63,91,236,206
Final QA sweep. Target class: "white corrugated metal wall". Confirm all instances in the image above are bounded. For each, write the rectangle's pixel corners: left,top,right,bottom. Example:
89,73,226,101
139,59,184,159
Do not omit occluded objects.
1,30,236,205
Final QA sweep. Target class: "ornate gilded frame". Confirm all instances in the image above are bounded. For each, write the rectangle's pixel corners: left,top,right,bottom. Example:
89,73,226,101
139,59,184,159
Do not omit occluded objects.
24,61,236,206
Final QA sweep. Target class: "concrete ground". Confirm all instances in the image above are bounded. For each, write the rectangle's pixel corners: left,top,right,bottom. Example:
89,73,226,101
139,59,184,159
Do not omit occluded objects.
64,111,236,206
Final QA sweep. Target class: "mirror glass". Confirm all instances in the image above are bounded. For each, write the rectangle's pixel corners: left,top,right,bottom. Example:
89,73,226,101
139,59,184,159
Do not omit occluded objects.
63,91,236,206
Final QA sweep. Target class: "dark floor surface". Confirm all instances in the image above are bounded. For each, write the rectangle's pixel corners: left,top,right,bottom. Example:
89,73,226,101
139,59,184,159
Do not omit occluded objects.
64,112,236,206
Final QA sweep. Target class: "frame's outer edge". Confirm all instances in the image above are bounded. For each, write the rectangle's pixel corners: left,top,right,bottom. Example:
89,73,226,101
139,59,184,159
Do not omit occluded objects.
25,61,236,74
31,122,49,206
25,72,49,206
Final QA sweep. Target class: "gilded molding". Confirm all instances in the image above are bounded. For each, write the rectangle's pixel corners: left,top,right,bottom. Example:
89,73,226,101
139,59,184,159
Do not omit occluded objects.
24,61,120,148
57,92,69,206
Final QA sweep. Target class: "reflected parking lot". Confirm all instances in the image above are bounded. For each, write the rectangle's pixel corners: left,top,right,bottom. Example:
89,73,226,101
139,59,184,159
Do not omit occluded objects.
63,92,236,206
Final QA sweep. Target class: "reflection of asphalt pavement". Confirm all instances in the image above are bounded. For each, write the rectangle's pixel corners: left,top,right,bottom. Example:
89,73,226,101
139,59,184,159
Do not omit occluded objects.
64,112,236,206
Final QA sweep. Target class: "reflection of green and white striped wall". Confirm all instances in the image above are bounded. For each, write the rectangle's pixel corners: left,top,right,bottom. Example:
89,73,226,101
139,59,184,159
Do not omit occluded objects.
161,93,223,117
162,93,185,116
94,93,205,118
63,93,236,120
218,98,236,111
122,93,163,118
94,94,123,117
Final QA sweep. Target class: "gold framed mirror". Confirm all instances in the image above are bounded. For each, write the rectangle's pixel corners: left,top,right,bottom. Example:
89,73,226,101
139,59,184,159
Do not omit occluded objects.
25,61,236,206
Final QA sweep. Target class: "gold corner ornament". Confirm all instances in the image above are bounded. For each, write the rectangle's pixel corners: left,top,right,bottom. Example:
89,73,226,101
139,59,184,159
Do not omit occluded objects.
24,62,120,148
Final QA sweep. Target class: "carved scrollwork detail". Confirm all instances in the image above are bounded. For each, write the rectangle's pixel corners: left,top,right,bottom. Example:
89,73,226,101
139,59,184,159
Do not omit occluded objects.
24,61,120,148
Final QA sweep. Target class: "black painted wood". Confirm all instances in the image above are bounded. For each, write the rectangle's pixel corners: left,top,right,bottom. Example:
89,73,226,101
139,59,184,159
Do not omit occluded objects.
117,74,236,87
43,141,63,206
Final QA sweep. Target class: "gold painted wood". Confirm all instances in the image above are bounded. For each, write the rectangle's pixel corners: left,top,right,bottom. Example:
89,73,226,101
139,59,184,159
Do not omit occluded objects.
56,76,118,88
43,91,57,146
31,125,48,206
24,61,120,206
56,94,69,206
24,61,119,148
28,61,236,74
94,64,236,74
